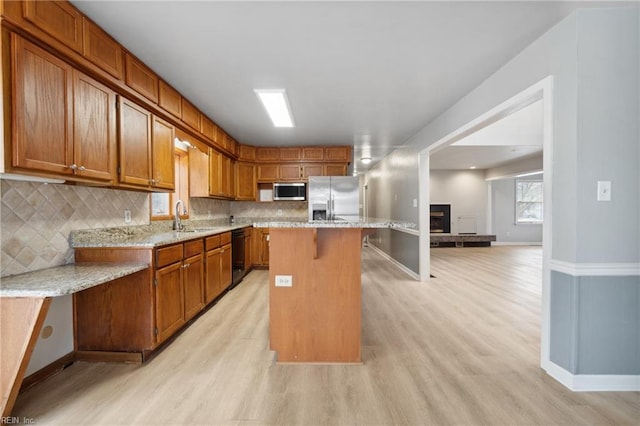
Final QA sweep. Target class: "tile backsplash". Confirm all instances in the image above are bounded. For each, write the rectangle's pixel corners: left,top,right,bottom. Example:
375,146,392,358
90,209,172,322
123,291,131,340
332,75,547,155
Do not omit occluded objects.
1,179,308,277
1,180,149,277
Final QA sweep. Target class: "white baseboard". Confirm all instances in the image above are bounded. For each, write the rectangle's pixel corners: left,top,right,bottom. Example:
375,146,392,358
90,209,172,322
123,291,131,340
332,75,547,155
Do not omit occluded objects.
543,360,640,391
493,241,542,246
366,244,420,281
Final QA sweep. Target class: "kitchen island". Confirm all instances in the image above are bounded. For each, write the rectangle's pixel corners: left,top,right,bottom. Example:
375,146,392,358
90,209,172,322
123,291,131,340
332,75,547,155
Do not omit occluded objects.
253,218,414,363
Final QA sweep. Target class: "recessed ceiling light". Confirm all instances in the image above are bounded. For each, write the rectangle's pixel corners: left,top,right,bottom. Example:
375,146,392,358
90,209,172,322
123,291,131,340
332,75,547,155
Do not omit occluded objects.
469,166,477,169
361,157,372,164
254,89,295,128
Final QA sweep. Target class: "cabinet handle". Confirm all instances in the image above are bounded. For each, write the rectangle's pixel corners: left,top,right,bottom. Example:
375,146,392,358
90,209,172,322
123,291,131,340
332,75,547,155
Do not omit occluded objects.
68,164,78,170
78,165,86,171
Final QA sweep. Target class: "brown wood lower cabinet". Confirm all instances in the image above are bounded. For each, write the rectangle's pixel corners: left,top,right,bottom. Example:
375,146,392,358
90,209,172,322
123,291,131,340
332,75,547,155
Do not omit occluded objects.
74,232,229,361
204,233,232,303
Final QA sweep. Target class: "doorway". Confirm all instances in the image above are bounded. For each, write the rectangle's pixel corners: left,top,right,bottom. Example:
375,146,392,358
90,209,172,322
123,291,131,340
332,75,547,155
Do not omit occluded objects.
418,76,554,369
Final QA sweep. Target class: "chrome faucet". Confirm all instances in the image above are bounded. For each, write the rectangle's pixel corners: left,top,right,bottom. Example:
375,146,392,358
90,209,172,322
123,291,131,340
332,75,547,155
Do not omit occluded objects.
174,200,186,231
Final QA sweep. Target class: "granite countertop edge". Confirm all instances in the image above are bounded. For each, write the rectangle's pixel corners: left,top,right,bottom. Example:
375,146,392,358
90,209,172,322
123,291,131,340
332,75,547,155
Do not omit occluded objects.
69,218,417,248
0,263,149,298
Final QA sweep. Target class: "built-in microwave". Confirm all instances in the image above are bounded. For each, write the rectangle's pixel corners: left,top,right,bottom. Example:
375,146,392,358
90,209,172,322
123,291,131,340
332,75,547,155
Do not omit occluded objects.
273,182,306,201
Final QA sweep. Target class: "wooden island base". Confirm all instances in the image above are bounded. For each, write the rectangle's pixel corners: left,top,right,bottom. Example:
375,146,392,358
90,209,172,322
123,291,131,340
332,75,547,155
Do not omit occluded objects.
269,227,371,363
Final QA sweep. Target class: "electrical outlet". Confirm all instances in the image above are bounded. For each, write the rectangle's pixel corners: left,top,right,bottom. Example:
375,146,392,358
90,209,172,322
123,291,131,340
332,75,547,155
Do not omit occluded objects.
275,275,292,287
124,209,132,224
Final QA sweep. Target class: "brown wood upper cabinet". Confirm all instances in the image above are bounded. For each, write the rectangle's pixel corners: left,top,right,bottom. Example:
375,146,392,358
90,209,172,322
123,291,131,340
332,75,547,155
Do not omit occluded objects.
158,80,182,119
279,147,301,161
236,162,256,201
82,17,124,79
125,53,158,103
181,98,201,131
325,146,352,162
11,34,116,182
239,145,256,161
301,147,324,161
256,147,279,162
118,97,175,191
209,150,235,199
22,0,83,53
201,116,216,142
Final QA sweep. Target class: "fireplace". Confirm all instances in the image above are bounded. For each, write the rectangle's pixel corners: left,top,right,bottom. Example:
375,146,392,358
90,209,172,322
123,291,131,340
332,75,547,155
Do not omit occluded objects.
430,204,451,233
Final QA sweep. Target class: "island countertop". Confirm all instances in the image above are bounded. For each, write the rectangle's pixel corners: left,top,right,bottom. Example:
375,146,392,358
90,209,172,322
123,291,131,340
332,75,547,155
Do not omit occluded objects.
253,217,416,229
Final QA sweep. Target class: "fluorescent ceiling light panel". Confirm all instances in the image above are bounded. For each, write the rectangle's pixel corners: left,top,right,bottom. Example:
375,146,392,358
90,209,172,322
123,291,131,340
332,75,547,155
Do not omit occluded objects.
255,89,295,128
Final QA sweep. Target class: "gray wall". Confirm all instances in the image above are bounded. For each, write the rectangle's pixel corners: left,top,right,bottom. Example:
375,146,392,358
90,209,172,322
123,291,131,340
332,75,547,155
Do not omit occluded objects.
491,178,543,243
365,146,419,272
430,170,488,235
365,8,639,378
551,272,640,374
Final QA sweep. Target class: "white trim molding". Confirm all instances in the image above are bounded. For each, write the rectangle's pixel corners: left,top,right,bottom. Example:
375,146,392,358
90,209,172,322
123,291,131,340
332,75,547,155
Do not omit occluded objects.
544,361,640,391
367,243,420,281
550,259,640,277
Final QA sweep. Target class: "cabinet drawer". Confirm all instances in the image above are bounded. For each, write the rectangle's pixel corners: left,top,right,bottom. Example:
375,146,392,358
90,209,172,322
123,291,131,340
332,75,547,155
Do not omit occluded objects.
205,235,221,251
220,232,232,246
156,244,183,268
184,239,203,257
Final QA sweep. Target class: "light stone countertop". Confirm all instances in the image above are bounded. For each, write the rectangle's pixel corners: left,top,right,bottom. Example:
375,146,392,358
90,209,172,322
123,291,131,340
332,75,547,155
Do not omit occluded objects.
253,217,416,229
69,217,416,249
0,263,149,297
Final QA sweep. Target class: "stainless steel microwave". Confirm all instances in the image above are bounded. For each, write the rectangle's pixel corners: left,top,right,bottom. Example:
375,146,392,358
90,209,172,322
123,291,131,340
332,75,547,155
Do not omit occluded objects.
273,182,306,201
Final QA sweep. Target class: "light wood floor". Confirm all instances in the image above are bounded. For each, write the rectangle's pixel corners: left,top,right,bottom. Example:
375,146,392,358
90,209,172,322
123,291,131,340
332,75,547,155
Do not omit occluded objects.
13,246,640,425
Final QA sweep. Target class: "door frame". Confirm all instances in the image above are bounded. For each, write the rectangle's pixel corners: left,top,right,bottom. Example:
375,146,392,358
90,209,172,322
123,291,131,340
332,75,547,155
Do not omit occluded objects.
418,75,554,369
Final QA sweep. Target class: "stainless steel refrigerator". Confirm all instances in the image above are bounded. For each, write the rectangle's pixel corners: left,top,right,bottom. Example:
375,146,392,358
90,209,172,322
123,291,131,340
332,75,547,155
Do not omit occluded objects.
308,176,359,222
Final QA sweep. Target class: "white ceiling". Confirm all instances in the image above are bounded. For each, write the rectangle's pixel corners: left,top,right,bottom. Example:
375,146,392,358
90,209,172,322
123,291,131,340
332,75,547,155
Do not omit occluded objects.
430,99,543,170
70,1,633,173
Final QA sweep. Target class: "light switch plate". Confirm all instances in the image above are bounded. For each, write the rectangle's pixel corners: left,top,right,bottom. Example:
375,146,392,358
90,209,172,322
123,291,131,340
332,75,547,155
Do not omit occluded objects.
597,181,611,201
275,275,292,287
124,209,132,224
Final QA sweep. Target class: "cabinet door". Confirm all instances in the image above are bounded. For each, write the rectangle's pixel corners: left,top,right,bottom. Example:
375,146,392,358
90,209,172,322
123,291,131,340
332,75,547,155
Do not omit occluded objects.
125,53,158,103
181,98,201,131
12,35,74,175
301,164,323,180
279,164,301,181
324,163,347,177
256,147,279,162
118,97,152,187
257,164,279,182
205,248,222,304
151,116,175,190
82,17,124,79
73,70,116,182
224,156,235,198
279,147,301,161
23,0,83,52
236,162,256,200
189,144,210,197
220,243,233,290
209,149,223,196
158,80,181,119
183,254,204,321
301,147,324,161
155,262,184,343
325,146,351,162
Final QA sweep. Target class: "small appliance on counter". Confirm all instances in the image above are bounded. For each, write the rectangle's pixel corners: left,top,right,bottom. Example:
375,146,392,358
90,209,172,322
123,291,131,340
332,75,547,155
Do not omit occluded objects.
308,176,359,221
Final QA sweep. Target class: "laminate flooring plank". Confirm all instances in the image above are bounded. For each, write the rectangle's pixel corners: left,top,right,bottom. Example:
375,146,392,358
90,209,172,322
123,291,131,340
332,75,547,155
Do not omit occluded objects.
11,246,640,425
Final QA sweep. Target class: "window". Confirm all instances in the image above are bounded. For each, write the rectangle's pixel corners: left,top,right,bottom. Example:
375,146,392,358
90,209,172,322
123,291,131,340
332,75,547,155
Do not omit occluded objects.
515,178,543,223
150,148,189,220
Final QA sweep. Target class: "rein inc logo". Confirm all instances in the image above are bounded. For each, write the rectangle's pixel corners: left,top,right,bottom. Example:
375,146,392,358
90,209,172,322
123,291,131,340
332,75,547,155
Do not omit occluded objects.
1,418,35,424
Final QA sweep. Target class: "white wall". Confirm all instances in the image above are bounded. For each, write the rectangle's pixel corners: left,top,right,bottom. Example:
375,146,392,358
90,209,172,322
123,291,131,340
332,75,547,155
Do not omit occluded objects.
430,170,488,235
